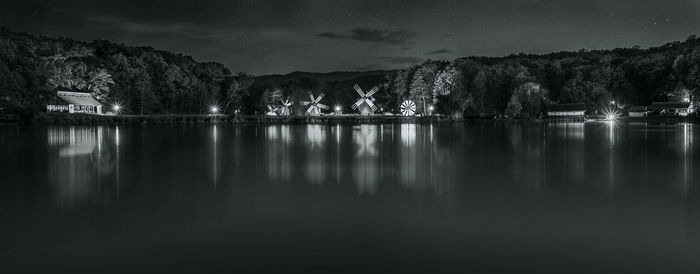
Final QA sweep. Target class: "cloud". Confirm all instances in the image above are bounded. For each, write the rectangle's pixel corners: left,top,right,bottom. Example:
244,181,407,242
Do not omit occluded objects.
375,56,424,65
426,48,453,55
438,33,453,41
318,27,417,45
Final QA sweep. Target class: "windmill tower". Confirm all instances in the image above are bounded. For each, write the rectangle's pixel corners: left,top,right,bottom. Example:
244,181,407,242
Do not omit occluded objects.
265,105,278,116
351,84,379,116
278,97,293,116
301,92,328,116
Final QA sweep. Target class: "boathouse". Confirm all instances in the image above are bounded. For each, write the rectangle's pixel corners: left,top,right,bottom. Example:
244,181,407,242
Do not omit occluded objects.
546,103,586,117
648,102,692,116
46,91,103,115
628,106,648,117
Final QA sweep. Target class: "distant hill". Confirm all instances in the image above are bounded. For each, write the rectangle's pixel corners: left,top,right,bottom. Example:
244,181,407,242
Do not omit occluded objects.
256,70,394,85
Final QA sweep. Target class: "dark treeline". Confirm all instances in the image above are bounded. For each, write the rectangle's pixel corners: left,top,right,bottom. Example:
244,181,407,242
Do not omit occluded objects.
0,27,253,116
390,37,700,118
1,27,699,118
251,36,700,118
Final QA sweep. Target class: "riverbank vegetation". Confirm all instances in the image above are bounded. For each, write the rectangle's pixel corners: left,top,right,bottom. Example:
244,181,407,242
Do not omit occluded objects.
1,27,699,119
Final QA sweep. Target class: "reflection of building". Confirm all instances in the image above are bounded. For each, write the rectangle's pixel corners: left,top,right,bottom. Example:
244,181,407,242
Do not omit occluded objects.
47,127,118,207
628,106,648,117
46,91,103,114
547,103,586,117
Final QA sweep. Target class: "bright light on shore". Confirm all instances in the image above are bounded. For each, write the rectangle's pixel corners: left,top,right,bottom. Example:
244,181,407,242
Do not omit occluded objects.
111,102,122,114
603,108,620,121
209,105,219,114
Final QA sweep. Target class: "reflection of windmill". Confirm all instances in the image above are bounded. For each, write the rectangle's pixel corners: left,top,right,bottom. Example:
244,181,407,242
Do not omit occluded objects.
351,84,379,115
265,105,278,116
400,100,416,116
301,92,328,116
278,97,293,116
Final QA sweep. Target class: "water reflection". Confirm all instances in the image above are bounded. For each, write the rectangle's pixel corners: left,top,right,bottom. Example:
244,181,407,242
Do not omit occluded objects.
266,125,292,181
47,127,119,208
353,125,379,194
679,123,694,194
306,125,328,184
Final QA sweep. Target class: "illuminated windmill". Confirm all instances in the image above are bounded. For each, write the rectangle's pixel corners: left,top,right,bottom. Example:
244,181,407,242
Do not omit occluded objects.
265,105,278,116
400,100,416,116
351,84,379,115
278,97,293,116
301,92,328,116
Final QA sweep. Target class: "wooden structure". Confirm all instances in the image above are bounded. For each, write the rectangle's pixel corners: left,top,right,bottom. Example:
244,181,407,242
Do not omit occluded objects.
351,84,379,116
47,91,103,115
628,106,649,117
546,103,586,117
648,102,692,116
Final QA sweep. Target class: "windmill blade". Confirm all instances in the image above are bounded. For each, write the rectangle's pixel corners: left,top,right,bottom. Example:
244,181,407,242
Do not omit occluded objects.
365,86,379,97
301,101,311,106
311,106,320,114
365,99,377,111
317,103,329,110
305,106,313,115
315,93,325,102
353,84,365,97
309,94,315,102
351,98,364,109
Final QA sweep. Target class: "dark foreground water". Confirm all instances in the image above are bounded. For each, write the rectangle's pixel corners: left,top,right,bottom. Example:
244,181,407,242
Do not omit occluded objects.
1,122,699,273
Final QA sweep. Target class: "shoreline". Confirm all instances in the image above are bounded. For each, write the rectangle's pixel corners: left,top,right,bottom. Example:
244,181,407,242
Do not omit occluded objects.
14,113,700,126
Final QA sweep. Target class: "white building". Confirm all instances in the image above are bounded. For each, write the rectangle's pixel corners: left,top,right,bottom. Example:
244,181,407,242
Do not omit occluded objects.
47,91,103,115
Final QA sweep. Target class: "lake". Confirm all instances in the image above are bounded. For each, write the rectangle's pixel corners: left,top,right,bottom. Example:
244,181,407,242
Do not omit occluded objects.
1,122,699,273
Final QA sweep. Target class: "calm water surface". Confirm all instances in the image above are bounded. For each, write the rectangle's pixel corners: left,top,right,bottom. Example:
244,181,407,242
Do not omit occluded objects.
1,122,699,273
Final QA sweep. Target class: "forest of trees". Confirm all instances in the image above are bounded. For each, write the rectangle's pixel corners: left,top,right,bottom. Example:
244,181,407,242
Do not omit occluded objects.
1,27,699,118
0,27,253,116
383,37,700,118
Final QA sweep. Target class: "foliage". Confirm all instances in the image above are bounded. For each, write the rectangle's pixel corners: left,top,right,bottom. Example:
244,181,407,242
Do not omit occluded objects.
0,27,252,114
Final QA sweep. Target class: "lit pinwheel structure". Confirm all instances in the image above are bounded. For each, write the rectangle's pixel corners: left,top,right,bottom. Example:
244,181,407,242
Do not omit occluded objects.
351,84,379,115
265,105,278,116
278,97,293,116
400,100,416,116
301,92,328,116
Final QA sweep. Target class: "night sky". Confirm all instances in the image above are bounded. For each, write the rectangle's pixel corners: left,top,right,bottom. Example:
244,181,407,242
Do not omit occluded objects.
1,0,699,75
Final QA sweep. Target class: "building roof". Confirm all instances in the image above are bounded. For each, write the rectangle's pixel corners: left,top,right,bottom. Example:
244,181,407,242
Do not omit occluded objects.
648,102,691,110
56,91,102,106
547,103,586,112
628,106,648,112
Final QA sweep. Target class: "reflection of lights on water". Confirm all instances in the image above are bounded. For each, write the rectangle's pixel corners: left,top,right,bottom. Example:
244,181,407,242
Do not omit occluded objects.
400,124,416,147
266,125,292,144
353,125,379,194
306,125,327,184
306,125,325,148
681,123,693,194
354,125,378,156
212,125,218,187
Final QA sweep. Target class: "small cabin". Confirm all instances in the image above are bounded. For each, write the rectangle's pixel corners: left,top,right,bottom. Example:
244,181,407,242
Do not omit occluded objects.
648,102,692,117
47,91,103,115
546,103,586,117
628,106,648,117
